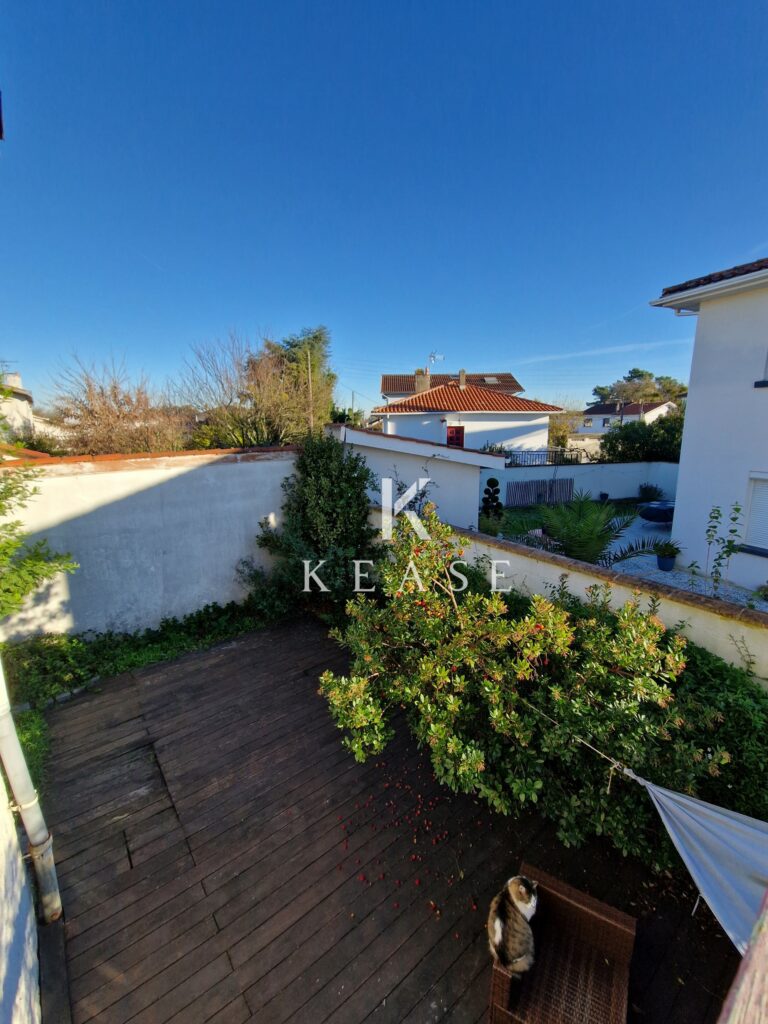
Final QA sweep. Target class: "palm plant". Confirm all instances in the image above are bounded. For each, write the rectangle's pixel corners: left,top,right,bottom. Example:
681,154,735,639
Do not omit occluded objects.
533,491,661,566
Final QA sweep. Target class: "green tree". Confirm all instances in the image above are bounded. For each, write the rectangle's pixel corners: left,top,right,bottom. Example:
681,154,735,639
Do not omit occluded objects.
0,468,78,619
276,326,337,431
330,404,365,426
591,368,687,406
548,409,582,448
600,411,684,462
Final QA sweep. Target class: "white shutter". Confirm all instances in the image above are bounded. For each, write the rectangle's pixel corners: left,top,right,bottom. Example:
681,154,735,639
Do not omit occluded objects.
746,480,768,550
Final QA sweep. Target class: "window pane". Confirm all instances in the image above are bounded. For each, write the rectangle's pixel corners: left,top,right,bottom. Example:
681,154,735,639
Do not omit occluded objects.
746,480,768,549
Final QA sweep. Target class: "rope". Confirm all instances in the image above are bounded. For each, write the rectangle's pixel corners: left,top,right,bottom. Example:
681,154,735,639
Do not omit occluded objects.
515,696,705,916
516,695,647,788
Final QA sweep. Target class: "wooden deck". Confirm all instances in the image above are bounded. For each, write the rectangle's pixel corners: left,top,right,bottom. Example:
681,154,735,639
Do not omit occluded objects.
46,620,738,1024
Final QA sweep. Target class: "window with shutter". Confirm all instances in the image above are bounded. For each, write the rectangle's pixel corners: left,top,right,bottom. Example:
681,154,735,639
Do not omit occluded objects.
745,479,768,552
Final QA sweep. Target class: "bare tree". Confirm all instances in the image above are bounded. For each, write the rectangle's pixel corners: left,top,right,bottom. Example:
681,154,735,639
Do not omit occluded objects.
50,359,192,455
546,395,585,449
178,328,336,448
177,334,258,448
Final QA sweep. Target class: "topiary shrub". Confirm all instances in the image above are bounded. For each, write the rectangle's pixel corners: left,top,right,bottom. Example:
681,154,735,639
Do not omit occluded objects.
481,476,503,518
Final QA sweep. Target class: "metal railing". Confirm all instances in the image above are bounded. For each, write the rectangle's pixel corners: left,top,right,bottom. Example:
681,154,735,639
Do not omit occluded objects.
504,447,589,467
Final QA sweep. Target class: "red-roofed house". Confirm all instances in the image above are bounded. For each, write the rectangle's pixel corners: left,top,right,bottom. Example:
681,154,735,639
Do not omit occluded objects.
576,400,678,436
371,371,562,450
380,369,523,402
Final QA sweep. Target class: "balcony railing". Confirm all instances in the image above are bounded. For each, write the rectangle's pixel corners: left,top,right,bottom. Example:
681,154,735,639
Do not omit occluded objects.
504,447,588,467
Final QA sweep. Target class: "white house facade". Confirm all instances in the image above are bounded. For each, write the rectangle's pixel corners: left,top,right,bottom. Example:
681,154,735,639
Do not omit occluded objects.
0,373,34,435
652,257,768,590
576,400,677,436
371,379,561,451
327,423,506,529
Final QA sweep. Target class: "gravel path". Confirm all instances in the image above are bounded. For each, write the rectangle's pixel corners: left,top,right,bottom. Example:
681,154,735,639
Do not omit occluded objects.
609,519,768,612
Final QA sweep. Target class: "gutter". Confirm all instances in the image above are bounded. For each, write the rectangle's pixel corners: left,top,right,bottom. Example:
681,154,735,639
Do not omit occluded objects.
650,268,768,312
0,656,62,923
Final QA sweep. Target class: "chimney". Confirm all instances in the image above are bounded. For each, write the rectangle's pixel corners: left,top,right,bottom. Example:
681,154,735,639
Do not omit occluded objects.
459,368,466,389
414,368,430,394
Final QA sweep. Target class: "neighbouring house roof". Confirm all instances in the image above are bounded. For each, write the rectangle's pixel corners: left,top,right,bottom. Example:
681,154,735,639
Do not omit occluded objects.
372,381,562,415
582,401,672,416
652,257,768,311
380,372,523,395
660,258,768,297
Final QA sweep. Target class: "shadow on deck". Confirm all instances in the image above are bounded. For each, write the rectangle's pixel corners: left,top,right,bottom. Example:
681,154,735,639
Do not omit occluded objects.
45,620,738,1024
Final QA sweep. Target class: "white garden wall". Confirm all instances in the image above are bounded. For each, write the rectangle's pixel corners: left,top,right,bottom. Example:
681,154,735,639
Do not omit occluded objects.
462,530,768,682
0,449,297,639
480,461,678,504
1,432,504,640
0,773,40,1024
350,444,483,531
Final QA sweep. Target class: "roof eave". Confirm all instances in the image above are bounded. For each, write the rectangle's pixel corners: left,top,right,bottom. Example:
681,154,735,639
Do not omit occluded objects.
650,268,768,312
375,406,561,415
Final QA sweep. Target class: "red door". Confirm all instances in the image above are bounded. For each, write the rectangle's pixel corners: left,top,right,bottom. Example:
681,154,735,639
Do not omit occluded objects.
446,425,465,448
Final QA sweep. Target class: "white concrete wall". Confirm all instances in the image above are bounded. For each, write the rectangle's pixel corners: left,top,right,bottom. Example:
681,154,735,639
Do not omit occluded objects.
462,531,768,681
0,450,296,639
383,412,551,450
1,394,34,435
346,441,483,531
480,461,678,503
673,289,768,589
0,773,40,1024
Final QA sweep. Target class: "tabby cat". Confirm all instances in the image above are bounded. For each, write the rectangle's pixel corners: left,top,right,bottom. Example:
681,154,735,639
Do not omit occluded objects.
487,875,538,976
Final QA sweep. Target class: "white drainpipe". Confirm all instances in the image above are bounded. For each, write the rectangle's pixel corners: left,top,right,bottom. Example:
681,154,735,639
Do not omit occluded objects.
0,656,62,923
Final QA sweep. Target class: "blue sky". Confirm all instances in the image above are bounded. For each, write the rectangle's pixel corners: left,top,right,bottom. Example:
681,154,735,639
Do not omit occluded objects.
2,2,767,412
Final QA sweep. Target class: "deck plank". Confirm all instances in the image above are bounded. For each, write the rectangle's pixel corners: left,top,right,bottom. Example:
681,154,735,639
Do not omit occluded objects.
44,620,738,1024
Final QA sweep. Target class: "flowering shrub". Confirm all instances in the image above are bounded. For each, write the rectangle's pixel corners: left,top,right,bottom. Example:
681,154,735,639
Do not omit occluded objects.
320,506,749,866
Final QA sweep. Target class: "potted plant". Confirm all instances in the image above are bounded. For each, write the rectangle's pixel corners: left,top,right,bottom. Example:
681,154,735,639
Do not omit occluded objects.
655,540,682,571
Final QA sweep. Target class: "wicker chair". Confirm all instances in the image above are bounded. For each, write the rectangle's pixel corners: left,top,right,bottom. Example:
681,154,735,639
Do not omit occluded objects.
489,862,636,1023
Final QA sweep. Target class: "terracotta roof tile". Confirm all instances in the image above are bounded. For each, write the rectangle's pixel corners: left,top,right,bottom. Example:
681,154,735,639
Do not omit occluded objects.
380,372,522,394
661,258,768,297
372,382,561,414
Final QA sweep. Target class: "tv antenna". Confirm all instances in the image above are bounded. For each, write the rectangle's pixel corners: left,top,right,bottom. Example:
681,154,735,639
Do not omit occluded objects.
428,351,445,366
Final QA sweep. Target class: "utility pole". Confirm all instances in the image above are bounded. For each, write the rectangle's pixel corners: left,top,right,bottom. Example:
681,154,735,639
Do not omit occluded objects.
307,349,314,430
